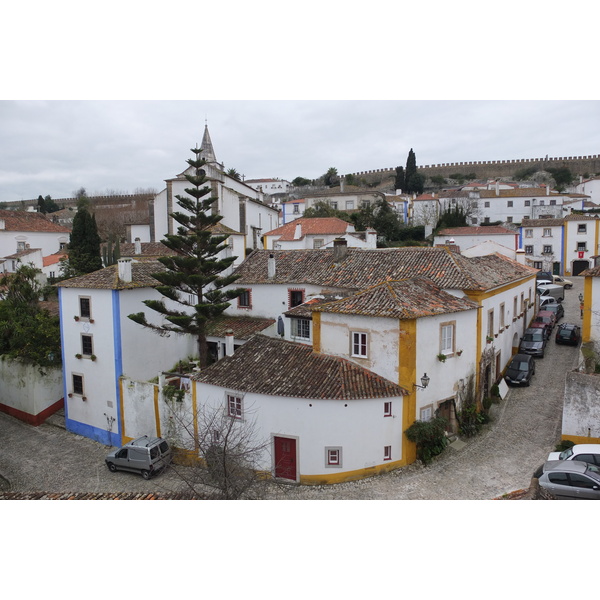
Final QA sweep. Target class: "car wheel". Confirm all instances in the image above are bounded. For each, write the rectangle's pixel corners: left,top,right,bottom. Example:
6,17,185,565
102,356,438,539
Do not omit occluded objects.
141,470,151,480
107,462,117,472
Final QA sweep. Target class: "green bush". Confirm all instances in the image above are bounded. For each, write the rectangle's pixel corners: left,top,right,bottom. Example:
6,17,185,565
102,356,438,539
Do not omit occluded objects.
554,440,575,453
404,417,449,463
457,405,487,437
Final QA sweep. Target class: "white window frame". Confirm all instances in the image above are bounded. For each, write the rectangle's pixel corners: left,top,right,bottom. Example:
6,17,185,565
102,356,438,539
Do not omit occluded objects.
292,318,310,340
227,394,243,419
440,323,454,355
525,229,533,238
351,331,368,358
420,406,433,422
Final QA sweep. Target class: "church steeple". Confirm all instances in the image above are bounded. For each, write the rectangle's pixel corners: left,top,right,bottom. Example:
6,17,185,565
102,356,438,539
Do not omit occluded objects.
200,122,217,164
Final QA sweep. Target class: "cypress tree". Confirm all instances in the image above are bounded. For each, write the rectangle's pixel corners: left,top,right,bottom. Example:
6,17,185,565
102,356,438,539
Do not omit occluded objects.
394,166,405,192
67,207,103,274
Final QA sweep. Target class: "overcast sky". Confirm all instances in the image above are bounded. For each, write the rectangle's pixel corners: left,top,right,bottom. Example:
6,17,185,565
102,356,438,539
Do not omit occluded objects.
1,99,598,203
2,3,598,204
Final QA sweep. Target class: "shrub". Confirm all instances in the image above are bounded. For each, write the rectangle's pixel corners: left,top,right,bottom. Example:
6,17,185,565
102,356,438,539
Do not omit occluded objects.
404,417,449,463
457,405,487,437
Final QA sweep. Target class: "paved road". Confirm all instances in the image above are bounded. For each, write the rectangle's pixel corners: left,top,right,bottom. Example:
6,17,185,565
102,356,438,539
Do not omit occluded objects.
0,278,584,499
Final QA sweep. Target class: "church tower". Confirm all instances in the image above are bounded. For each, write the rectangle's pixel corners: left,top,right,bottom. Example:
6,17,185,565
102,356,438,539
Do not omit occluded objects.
200,123,217,164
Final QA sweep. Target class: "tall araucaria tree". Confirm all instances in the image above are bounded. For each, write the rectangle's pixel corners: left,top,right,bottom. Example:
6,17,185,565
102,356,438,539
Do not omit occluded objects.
128,146,244,368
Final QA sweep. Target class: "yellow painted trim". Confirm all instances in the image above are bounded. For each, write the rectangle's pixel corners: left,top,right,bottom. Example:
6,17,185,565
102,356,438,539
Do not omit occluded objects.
119,377,126,443
312,312,321,353
562,434,600,445
192,380,199,452
563,221,568,273
463,275,536,303
153,384,161,438
596,220,599,264
298,458,406,485
398,318,417,465
582,276,593,343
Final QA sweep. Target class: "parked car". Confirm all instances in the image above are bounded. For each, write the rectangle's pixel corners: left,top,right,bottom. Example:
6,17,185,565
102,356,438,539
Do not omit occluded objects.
539,296,560,309
533,460,600,499
519,328,547,358
534,310,557,335
105,435,172,479
542,301,564,321
548,444,600,466
552,275,573,289
529,320,550,340
536,283,564,303
504,353,535,386
536,271,553,285
555,322,581,346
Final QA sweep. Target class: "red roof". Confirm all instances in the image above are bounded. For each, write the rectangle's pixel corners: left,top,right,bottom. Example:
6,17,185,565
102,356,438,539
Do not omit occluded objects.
0,210,71,233
264,217,350,240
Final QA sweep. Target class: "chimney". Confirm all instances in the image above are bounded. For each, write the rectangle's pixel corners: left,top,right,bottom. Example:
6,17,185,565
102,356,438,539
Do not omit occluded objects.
134,237,142,254
294,223,302,239
333,237,348,262
268,253,276,279
547,185,550,196
340,176,345,193
118,258,132,283
515,248,526,265
225,328,235,356
0,219,5,230
495,181,500,196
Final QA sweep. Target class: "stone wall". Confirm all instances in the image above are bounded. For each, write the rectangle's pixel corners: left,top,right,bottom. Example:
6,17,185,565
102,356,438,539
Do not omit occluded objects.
347,154,600,186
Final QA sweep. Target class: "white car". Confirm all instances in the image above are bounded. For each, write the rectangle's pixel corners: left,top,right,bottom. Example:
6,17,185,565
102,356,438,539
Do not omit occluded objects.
548,444,600,467
552,275,573,289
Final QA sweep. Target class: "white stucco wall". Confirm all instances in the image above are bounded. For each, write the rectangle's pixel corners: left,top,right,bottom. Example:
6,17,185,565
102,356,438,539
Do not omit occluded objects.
194,382,406,479
562,371,600,442
0,357,63,419
0,230,69,259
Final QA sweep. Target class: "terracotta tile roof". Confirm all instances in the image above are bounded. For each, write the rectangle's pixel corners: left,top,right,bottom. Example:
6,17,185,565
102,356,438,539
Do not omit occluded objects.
437,226,516,236
206,316,275,338
115,242,177,258
0,210,71,233
520,218,564,227
4,248,41,259
193,335,408,399
264,217,351,239
313,278,479,319
43,252,68,267
579,265,600,277
284,294,347,318
564,213,600,221
234,247,533,292
459,253,538,288
56,261,166,290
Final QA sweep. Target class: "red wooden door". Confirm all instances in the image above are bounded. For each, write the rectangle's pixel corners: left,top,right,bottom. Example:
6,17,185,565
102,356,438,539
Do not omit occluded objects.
274,436,297,480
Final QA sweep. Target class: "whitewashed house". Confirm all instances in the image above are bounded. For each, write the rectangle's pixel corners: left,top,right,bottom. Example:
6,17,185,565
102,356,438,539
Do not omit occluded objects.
152,126,280,253
191,334,409,484
519,218,564,273
434,226,518,255
263,217,377,250
409,193,439,237
56,259,197,445
0,209,70,261
569,176,600,204
563,214,600,275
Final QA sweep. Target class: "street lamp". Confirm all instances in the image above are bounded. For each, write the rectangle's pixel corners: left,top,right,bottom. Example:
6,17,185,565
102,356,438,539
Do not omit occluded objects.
413,373,430,390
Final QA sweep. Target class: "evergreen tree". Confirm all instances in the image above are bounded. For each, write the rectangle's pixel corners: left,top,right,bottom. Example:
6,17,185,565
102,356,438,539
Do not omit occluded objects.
37,195,47,214
404,148,424,194
128,147,244,368
394,166,405,191
67,206,103,275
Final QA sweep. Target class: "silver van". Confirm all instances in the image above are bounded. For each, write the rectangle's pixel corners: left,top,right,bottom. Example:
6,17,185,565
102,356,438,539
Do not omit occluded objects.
537,283,564,303
105,436,172,479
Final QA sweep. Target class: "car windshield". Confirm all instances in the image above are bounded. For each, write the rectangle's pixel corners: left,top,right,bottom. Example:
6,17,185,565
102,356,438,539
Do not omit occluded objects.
511,361,529,371
558,329,572,338
559,448,574,460
585,463,600,483
524,332,544,342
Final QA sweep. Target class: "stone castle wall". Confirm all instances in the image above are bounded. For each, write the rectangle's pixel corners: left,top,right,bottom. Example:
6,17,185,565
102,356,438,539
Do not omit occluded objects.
348,154,600,184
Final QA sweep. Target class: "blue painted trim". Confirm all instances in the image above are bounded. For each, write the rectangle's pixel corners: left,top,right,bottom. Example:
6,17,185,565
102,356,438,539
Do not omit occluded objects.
57,287,69,422
65,416,120,446
518,226,523,250
112,290,123,444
